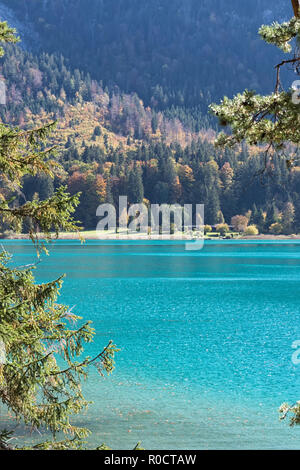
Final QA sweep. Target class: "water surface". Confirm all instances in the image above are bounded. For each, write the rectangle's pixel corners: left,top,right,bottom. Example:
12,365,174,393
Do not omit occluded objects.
2,240,300,449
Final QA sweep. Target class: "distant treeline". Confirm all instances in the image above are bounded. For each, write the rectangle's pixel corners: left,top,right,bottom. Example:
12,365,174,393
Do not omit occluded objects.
13,138,300,235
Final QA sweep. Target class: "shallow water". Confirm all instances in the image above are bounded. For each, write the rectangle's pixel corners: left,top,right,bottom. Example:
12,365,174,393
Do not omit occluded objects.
2,240,300,449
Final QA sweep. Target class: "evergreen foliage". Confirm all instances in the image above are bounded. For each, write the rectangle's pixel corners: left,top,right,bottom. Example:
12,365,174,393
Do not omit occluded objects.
0,23,118,450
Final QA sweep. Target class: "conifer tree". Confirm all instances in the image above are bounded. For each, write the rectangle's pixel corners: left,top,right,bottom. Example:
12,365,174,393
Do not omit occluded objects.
249,203,259,225
0,23,118,450
265,202,279,232
282,201,295,234
128,164,144,204
256,208,266,234
205,188,220,225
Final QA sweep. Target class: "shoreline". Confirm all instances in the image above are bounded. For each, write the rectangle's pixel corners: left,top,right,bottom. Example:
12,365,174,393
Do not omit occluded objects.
2,233,300,241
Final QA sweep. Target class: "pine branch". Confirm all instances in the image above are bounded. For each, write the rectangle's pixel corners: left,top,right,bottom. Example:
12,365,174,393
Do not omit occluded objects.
50,340,116,377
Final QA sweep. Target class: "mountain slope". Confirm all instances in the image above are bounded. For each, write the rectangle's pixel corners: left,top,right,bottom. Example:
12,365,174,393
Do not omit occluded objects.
0,1,38,50
1,0,290,113
0,0,300,235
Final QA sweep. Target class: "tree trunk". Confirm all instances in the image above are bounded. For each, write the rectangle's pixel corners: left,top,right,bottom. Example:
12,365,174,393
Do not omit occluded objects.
292,0,300,17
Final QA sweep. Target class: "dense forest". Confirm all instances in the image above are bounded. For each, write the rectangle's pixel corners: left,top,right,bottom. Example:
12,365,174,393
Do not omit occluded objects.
2,0,287,109
0,0,299,235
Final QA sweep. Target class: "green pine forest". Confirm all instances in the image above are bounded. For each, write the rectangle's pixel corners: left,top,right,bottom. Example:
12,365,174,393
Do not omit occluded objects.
0,0,299,235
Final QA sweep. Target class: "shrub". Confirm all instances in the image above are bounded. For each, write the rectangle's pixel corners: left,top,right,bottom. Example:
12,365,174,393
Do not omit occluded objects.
216,223,230,236
204,225,212,234
244,225,259,236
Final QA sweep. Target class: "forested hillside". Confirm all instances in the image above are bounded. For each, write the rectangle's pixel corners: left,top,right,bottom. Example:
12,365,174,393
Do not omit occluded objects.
2,0,288,110
0,0,299,235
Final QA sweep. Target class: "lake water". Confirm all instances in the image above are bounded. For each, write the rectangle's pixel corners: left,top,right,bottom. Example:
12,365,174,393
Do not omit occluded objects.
2,240,300,449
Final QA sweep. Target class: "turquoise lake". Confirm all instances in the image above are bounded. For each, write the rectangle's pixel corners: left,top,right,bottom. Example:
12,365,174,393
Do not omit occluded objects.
2,239,300,449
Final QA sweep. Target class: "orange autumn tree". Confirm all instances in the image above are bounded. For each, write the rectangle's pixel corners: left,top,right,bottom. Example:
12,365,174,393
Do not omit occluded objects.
68,171,107,229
